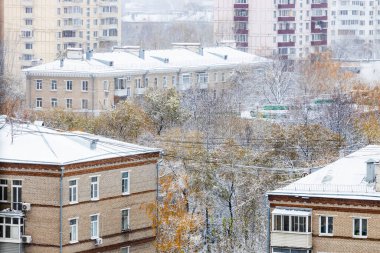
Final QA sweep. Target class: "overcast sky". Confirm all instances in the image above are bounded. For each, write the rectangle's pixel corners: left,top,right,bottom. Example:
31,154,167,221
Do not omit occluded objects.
123,0,213,13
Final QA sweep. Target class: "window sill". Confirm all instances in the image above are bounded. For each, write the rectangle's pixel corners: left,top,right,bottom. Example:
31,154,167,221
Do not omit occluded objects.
122,192,130,196
319,233,334,237
69,240,78,244
272,231,312,235
353,236,368,239
69,201,78,205
91,198,99,201
91,236,99,240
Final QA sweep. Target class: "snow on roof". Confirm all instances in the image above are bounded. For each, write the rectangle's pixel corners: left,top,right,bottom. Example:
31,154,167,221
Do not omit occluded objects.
269,145,380,200
23,46,270,76
0,120,160,166
23,58,123,77
272,208,311,216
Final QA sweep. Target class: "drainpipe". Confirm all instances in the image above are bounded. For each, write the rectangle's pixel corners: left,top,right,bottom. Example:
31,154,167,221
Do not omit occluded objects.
90,74,95,116
60,166,65,253
155,156,163,253
266,194,270,253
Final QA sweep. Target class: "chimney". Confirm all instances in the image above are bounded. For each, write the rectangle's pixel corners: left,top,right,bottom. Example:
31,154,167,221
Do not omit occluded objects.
60,58,64,68
139,48,145,59
86,50,93,60
90,139,98,150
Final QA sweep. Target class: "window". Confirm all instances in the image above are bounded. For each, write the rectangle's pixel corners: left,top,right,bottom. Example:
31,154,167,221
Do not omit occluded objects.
172,76,177,86
320,216,333,235
25,19,33,25
0,180,8,202
12,180,22,211
82,80,88,91
69,218,78,243
273,214,311,233
51,98,58,108
82,99,88,110
90,214,99,239
36,80,42,90
51,80,57,90
90,176,99,200
121,209,130,231
66,80,73,91
0,215,24,240
103,80,109,92
69,179,78,203
25,43,33,49
353,218,368,237
197,72,208,84
25,7,33,13
66,99,73,109
121,246,130,253
181,73,191,85
36,98,42,108
121,172,129,194
163,76,167,88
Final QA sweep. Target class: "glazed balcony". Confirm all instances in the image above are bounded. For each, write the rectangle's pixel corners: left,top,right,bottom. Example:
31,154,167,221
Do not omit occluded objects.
277,29,295,34
311,16,327,21
235,29,249,34
278,4,295,9
271,232,312,249
236,42,248,47
311,40,327,46
278,16,295,22
278,41,295,47
234,16,248,22
311,3,328,8
234,3,248,8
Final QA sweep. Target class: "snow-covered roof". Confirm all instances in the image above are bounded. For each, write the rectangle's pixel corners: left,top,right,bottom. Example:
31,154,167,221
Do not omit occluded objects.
0,118,160,166
272,208,311,216
22,58,125,77
268,145,380,201
23,46,270,77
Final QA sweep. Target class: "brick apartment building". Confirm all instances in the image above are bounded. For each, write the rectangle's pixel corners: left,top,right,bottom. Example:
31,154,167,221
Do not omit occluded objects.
0,116,161,253
23,45,269,115
268,145,380,253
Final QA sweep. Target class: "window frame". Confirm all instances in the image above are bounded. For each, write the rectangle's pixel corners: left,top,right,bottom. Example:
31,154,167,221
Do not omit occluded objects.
121,171,130,195
66,98,73,109
90,214,99,239
36,98,43,108
121,208,130,231
51,80,57,91
36,80,42,90
0,179,8,203
120,246,130,253
81,80,89,92
66,80,73,91
69,179,78,204
51,98,58,108
69,218,79,243
272,213,311,234
90,176,99,201
11,180,22,211
319,215,334,236
353,217,368,238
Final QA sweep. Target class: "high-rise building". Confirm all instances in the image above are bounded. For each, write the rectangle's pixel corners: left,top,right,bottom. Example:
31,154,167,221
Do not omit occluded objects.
2,0,122,79
214,0,328,59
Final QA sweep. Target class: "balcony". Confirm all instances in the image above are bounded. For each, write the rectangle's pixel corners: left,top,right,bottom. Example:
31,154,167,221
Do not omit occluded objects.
311,16,327,21
236,42,248,47
311,40,327,46
234,16,248,22
277,29,295,34
235,29,248,34
135,88,146,95
114,89,130,97
278,16,295,22
278,4,295,9
278,41,295,47
234,3,248,8
311,3,328,8
271,232,312,249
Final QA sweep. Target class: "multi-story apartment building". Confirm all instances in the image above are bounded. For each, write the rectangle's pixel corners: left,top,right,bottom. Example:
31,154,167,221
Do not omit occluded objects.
329,0,380,58
214,0,328,59
0,115,161,253
2,0,122,78
23,45,270,114
268,145,380,253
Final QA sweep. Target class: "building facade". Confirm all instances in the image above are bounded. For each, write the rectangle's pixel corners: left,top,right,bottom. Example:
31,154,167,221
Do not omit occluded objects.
23,45,270,114
268,145,380,253
0,116,160,253
214,0,328,59
3,0,122,78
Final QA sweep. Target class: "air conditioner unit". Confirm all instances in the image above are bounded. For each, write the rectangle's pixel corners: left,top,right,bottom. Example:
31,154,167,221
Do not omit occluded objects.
22,203,31,211
95,238,103,245
22,235,32,244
